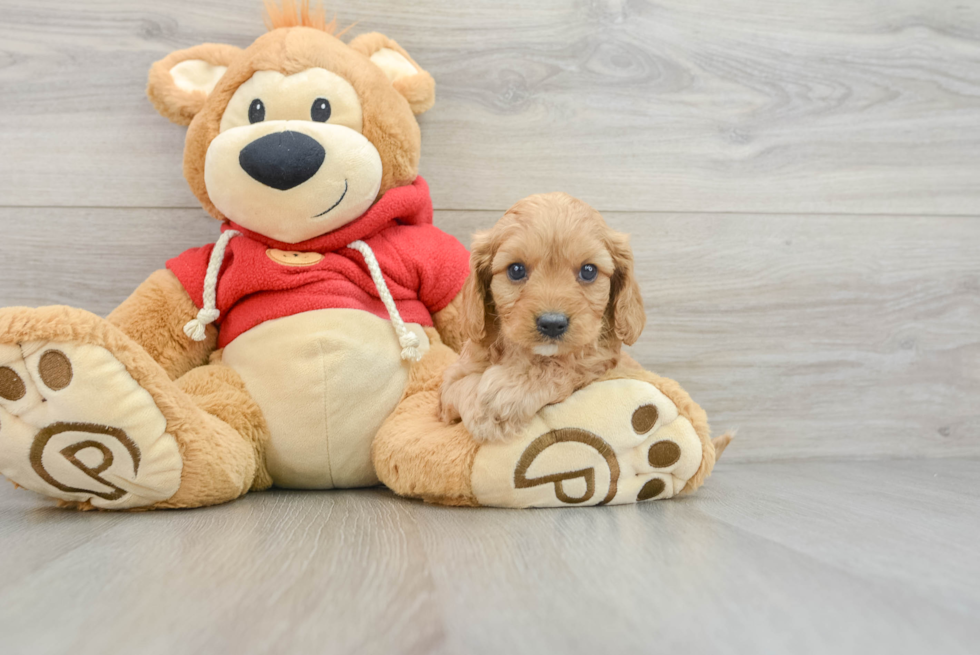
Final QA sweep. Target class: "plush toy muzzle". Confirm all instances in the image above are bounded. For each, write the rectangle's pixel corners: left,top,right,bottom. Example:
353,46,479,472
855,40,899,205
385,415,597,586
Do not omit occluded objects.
204,118,383,244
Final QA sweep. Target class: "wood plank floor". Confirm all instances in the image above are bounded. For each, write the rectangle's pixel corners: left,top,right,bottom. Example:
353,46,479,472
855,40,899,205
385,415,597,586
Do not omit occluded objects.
1,459,977,655
2,1,980,214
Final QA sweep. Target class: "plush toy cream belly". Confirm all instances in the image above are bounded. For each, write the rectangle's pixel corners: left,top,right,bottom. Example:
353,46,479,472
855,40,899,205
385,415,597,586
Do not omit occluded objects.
222,308,429,489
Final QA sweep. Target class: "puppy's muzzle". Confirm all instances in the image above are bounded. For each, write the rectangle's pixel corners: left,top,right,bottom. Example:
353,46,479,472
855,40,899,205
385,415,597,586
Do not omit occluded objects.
239,131,325,190
536,313,569,339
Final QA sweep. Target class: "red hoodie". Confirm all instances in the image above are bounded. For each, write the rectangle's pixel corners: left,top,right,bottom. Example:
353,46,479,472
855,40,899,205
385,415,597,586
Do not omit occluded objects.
167,177,470,348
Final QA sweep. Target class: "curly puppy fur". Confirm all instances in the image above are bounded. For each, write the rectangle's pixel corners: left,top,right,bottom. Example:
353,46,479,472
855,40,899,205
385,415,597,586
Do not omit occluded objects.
440,193,645,442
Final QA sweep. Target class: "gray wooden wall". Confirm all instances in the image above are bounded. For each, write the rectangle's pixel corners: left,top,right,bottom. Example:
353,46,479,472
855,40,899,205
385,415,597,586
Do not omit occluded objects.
1,0,977,462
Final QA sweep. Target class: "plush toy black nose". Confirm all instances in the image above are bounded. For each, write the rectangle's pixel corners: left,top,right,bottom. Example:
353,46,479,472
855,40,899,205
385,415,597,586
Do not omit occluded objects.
239,131,325,191
536,313,569,339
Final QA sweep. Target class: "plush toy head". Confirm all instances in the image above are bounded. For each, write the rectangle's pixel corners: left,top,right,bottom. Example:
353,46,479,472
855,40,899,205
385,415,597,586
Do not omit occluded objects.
146,0,435,244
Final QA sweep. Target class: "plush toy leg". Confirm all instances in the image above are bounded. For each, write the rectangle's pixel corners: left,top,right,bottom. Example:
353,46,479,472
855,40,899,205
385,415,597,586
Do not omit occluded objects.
162,356,273,508
374,336,727,508
373,331,482,506
0,307,267,510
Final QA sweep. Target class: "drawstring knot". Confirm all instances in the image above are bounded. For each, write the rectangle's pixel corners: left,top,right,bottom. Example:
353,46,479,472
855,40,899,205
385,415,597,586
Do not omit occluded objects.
398,331,423,363
183,308,221,341
348,239,424,362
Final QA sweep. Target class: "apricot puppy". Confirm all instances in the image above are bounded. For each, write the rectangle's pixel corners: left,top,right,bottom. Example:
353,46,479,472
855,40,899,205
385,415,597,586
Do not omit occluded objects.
440,192,645,442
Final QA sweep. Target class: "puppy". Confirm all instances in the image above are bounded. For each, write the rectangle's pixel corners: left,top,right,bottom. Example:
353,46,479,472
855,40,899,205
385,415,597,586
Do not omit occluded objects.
440,192,645,442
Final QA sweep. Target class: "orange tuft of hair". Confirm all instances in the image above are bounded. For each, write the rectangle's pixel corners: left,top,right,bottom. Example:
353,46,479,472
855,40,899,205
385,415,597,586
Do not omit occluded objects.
263,0,340,33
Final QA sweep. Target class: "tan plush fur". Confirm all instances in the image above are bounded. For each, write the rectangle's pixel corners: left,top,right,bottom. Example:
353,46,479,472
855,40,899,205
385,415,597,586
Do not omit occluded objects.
107,269,217,380
431,291,467,353
440,193,645,442
711,431,734,459
262,0,340,32
173,359,273,494
373,328,481,506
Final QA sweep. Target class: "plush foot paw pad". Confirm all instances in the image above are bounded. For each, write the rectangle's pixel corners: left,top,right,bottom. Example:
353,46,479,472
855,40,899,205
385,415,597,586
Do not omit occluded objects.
0,341,182,509
470,379,703,507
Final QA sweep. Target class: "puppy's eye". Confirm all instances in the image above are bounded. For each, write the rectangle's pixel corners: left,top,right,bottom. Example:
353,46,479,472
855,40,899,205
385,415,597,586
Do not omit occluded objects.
507,263,527,282
248,99,265,124
311,97,331,122
579,264,598,283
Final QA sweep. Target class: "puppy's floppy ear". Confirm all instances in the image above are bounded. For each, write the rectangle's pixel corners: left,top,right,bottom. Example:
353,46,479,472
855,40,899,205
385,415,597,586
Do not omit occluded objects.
460,230,498,348
349,32,436,115
604,230,646,346
147,43,242,126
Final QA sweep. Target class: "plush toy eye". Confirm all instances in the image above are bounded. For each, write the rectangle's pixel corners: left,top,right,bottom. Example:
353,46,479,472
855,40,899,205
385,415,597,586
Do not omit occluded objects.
311,98,331,122
507,263,527,282
248,99,265,124
579,264,598,283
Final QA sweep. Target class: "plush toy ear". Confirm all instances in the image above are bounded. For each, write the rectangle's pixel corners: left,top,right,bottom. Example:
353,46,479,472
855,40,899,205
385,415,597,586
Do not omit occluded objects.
147,43,243,126
349,32,436,115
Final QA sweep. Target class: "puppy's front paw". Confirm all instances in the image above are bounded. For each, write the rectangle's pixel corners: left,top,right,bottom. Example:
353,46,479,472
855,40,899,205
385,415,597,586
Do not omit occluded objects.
438,398,460,424
440,373,481,426
466,408,528,443
493,414,530,442
465,412,501,443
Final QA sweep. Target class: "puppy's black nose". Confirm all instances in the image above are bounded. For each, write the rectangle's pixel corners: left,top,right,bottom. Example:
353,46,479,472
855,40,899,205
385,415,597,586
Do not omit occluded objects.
536,313,569,339
239,131,325,190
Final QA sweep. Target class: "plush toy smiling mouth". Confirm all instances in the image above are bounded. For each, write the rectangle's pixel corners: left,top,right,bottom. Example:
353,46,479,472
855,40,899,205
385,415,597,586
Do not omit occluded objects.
312,179,348,218
234,129,351,218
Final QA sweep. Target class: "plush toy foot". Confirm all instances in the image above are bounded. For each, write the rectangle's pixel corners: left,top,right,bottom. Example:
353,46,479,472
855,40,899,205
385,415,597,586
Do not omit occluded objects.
469,378,704,507
0,343,181,509
0,307,254,510
374,339,724,508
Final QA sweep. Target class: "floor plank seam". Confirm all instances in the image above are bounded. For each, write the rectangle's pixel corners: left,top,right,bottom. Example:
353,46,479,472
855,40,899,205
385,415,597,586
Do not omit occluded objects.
716,455,980,466
2,205,980,220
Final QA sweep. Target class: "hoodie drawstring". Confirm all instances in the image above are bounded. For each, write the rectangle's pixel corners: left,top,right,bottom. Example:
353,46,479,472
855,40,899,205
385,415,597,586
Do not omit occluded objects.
183,229,241,342
182,232,423,363
346,240,423,362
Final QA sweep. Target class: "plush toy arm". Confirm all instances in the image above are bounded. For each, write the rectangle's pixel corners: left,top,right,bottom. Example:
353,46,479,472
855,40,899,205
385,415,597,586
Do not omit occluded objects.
432,290,467,353
386,223,469,352
107,269,217,380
